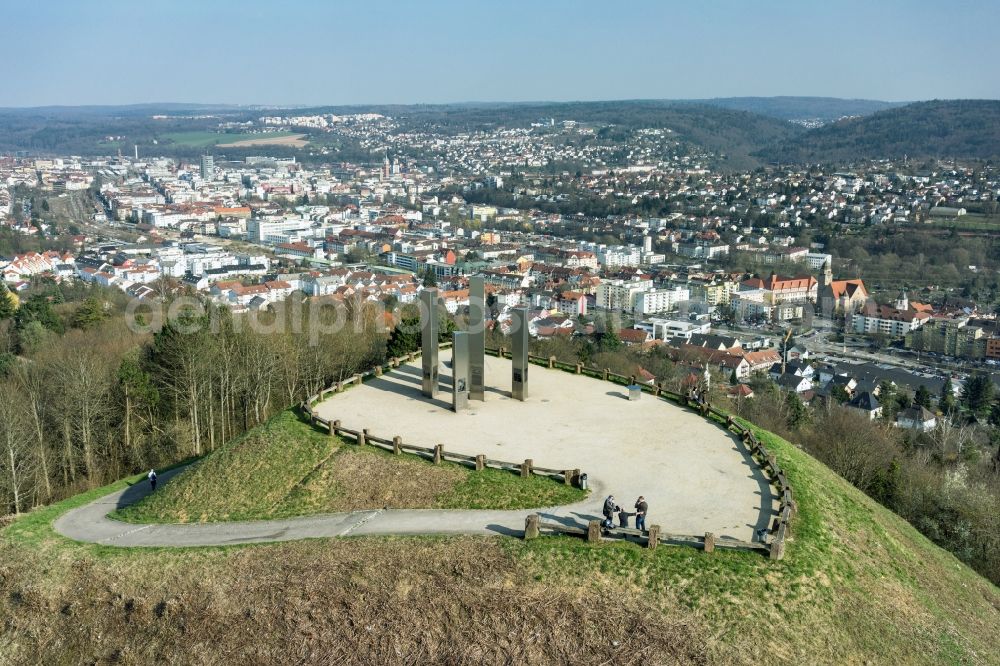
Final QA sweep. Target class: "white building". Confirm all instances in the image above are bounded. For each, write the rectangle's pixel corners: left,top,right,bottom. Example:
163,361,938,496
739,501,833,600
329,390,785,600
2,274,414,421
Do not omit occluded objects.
632,286,690,315
805,252,833,270
596,279,653,311
634,318,711,342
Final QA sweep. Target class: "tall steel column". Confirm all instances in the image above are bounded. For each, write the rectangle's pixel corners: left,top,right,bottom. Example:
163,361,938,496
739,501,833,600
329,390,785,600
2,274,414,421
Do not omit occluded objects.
452,331,469,412
468,275,486,401
420,288,439,398
511,306,529,401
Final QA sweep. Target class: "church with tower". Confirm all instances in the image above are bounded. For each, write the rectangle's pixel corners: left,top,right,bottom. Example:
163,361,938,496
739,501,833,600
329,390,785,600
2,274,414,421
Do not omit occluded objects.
817,259,868,314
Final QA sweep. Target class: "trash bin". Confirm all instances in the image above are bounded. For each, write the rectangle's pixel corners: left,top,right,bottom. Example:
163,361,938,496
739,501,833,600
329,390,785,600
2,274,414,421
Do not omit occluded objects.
579,473,588,490
627,384,642,401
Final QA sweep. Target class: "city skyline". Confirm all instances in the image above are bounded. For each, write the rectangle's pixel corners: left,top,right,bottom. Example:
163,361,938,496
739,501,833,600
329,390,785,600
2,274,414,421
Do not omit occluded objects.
2,0,999,107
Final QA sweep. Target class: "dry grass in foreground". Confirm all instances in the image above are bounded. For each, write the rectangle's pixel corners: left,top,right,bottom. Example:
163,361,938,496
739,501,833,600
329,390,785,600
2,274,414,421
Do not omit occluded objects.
0,537,705,665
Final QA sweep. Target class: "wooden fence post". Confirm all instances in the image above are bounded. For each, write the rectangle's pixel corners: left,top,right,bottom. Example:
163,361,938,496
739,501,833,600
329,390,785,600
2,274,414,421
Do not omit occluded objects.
336,381,343,393
358,428,368,446
374,365,383,377
521,459,532,478
475,454,485,471
433,444,443,464
392,436,402,455
524,514,540,540
587,520,602,543
548,355,556,369
647,525,660,550
332,420,341,436
563,469,574,485
575,362,582,375
603,368,610,381
703,532,715,553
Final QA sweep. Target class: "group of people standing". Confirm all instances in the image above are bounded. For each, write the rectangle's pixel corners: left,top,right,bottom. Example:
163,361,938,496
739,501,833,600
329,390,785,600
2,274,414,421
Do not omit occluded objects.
602,495,648,531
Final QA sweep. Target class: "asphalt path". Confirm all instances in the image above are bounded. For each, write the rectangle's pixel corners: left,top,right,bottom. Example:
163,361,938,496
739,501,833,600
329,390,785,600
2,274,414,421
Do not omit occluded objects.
53,466,595,547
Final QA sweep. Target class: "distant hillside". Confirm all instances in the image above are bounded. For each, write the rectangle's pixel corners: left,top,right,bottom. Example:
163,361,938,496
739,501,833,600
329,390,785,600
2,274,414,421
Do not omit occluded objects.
0,100,801,170
362,101,804,170
758,99,1000,163
693,96,904,122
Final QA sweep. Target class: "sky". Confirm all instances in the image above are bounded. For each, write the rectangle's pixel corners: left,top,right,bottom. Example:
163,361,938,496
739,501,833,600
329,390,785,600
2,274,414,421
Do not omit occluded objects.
2,0,999,107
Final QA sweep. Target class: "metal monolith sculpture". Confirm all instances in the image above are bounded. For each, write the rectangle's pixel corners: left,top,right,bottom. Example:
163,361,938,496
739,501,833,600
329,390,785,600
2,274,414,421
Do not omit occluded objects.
452,331,469,412
421,288,439,397
468,275,486,401
511,306,529,401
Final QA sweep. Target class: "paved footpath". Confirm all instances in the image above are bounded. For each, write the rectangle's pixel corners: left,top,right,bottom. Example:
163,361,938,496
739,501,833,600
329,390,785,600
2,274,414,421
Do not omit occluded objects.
54,466,604,547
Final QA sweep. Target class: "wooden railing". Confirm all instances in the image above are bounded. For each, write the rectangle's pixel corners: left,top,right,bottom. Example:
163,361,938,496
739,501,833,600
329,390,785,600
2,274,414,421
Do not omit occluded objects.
301,342,794,560
523,514,770,555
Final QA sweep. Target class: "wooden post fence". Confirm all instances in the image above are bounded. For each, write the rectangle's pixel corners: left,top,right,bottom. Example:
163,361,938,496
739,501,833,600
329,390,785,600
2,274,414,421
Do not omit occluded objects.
647,525,660,550
524,514,540,540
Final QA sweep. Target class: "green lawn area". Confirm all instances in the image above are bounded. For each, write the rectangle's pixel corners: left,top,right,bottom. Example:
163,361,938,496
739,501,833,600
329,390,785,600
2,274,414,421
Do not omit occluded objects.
115,409,586,524
160,130,298,147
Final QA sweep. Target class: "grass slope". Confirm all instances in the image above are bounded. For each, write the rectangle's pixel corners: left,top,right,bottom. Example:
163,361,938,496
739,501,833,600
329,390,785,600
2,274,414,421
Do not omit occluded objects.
0,419,997,663
116,409,585,523
162,130,297,148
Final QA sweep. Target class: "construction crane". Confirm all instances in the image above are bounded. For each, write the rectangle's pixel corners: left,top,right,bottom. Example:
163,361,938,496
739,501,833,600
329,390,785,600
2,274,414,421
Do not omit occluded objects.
781,328,793,375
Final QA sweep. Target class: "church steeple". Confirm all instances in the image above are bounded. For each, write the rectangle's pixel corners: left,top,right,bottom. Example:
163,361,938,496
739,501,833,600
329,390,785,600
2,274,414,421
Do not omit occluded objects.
896,291,909,311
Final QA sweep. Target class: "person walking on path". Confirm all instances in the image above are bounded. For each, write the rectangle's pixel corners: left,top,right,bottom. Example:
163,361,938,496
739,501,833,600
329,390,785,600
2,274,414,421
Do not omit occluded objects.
148,469,157,492
634,496,648,531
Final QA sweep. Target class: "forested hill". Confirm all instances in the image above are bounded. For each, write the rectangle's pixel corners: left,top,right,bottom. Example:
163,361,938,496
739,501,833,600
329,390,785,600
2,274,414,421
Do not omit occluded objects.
757,99,1000,163
374,101,804,170
692,96,903,122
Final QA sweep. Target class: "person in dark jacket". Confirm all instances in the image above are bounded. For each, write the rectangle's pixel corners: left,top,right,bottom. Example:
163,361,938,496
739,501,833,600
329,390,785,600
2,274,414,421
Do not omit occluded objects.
148,469,157,491
617,506,634,528
634,496,648,531
602,495,616,529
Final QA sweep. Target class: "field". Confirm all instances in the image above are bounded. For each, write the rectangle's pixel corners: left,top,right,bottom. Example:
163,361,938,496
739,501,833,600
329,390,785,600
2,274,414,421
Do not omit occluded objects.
116,409,585,523
217,133,309,147
2,409,998,663
160,130,306,148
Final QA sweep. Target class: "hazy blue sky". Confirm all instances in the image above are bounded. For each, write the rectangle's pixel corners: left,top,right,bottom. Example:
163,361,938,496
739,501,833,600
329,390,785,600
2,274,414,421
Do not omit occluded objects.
3,0,998,106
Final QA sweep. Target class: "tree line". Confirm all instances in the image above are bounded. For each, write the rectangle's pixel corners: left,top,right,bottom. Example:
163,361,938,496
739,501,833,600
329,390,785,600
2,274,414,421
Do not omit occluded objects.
0,282,385,514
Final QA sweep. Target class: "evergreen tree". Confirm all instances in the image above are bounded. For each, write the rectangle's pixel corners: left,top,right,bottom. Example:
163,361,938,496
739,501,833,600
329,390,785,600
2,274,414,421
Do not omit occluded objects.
914,385,932,410
387,316,421,358
421,267,437,287
960,372,994,415
598,315,622,352
0,283,16,320
940,377,956,415
72,296,106,329
785,391,808,429
14,295,64,335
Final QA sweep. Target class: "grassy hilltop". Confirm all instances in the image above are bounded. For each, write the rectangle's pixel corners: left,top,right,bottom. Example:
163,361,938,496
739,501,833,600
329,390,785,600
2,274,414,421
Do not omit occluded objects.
1,415,998,664
116,410,585,523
